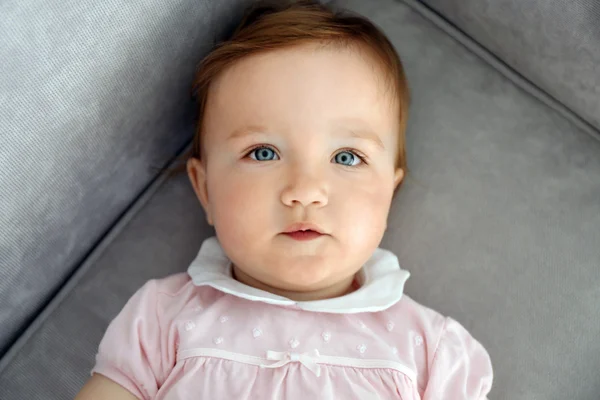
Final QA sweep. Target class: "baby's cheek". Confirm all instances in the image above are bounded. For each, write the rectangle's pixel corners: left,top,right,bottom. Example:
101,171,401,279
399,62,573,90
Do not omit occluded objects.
211,174,271,241
341,180,393,243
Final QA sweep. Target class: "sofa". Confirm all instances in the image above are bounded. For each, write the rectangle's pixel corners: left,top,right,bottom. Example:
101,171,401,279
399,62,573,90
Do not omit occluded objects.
1,0,599,398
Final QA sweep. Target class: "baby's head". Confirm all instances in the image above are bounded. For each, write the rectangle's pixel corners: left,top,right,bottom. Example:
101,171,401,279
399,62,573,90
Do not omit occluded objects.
186,0,409,300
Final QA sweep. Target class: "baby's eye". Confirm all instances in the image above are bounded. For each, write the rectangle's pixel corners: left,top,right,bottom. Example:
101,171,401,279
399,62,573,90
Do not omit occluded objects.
333,150,362,166
249,146,279,161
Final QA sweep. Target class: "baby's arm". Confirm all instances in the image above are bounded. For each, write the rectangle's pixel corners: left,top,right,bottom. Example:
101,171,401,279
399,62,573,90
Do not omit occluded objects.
75,373,139,400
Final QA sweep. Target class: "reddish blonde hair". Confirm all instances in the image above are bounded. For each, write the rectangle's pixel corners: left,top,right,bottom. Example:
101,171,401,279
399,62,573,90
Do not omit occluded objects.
180,0,410,186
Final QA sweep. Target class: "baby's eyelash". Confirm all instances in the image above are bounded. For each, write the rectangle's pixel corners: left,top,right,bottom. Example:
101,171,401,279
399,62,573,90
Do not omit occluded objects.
243,145,278,158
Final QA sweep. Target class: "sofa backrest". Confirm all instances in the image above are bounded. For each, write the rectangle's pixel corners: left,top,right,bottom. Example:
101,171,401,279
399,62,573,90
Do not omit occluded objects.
0,0,252,357
416,0,600,134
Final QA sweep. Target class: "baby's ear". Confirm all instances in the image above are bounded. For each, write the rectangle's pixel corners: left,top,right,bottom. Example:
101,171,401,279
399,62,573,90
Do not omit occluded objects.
394,168,405,189
186,158,213,225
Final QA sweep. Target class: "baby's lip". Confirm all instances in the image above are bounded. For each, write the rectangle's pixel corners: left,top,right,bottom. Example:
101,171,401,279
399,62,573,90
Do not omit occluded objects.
282,222,326,235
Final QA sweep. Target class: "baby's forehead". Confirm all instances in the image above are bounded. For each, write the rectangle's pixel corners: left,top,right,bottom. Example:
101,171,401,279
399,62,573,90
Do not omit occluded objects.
208,42,399,117
205,56,395,144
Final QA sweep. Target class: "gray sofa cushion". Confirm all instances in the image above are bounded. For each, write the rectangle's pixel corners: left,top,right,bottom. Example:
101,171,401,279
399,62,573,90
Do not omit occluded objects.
415,0,600,134
0,0,251,356
1,0,599,399
0,172,212,399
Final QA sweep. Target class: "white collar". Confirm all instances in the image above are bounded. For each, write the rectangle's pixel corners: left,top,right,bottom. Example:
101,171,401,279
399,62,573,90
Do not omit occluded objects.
187,237,410,314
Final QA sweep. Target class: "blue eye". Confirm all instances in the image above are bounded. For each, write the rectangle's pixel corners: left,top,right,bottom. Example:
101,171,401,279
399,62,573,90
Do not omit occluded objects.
249,146,279,161
333,150,361,166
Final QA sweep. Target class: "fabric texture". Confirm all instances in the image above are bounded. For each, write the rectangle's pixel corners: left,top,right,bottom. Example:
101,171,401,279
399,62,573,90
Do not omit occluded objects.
0,0,599,399
0,0,255,355
413,0,600,134
90,237,492,399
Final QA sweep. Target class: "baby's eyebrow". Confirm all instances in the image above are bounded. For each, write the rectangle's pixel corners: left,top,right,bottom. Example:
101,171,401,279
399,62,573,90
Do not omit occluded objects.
336,128,385,150
227,123,385,150
227,125,269,141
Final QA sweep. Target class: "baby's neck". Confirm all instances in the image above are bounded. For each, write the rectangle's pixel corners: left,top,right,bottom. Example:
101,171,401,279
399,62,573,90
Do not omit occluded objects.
232,265,357,301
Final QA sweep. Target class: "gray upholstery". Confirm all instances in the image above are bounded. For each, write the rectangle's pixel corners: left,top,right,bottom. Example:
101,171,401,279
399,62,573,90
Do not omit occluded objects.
0,172,213,399
0,0,250,356
1,0,599,399
416,0,600,134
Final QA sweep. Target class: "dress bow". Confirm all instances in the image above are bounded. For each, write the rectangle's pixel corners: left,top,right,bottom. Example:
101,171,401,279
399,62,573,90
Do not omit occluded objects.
260,349,321,377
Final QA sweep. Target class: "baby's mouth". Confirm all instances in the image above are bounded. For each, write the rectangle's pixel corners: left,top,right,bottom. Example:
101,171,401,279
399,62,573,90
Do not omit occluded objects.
281,222,327,241
283,229,323,241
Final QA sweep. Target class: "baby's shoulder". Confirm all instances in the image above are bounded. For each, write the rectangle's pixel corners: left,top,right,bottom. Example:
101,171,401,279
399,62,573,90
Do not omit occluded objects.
387,293,448,336
148,271,192,294
130,272,215,319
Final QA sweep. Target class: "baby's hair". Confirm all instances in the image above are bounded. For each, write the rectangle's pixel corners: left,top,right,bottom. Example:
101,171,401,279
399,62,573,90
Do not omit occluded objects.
171,0,410,189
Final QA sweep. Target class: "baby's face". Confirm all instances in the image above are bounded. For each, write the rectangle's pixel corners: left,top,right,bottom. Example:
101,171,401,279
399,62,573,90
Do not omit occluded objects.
188,42,403,298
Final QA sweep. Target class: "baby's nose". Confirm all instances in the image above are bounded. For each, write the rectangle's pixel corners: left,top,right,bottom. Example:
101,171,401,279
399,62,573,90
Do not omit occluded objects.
280,168,328,208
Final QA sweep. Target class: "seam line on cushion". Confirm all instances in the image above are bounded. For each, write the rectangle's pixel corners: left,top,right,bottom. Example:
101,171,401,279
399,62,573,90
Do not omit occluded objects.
397,0,600,144
0,142,193,375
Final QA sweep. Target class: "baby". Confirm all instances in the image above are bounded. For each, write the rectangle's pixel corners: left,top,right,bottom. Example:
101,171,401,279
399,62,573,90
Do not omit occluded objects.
76,0,493,399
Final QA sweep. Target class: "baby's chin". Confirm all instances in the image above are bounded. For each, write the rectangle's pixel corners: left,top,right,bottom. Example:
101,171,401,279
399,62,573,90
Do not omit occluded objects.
240,255,360,298
222,233,376,297
273,257,338,288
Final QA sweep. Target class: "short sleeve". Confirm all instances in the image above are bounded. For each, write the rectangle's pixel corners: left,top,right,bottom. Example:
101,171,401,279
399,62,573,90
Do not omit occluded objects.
90,279,177,400
423,317,493,400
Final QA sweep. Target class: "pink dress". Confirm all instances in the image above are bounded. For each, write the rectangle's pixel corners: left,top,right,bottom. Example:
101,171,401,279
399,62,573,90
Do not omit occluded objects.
91,237,493,399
